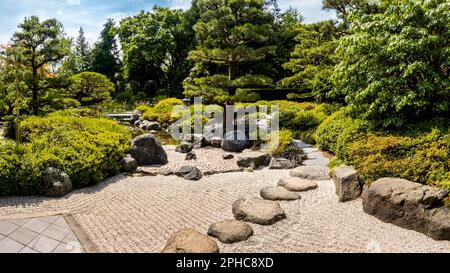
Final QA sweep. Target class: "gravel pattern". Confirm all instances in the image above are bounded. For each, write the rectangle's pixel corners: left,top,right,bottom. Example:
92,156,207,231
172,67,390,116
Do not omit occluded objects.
0,169,449,253
138,146,242,175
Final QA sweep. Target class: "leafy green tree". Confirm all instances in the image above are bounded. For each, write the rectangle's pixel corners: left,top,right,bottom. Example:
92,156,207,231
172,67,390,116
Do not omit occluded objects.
322,0,381,20
68,72,114,105
118,7,196,98
90,19,121,84
281,20,341,101
11,16,70,115
332,0,450,128
184,0,276,103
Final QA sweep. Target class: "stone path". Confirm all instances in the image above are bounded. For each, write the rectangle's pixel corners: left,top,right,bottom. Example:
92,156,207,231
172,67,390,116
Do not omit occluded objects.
0,144,449,253
0,215,84,253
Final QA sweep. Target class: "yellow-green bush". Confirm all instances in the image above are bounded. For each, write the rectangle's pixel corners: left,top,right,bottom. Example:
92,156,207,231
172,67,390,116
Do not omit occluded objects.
315,108,366,161
347,130,450,189
141,98,183,124
0,111,131,196
266,129,293,156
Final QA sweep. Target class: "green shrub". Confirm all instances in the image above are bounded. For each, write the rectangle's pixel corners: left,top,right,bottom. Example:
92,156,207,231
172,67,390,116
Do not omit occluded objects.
266,129,293,156
0,111,131,196
142,98,183,124
315,108,366,161
346,129,450,189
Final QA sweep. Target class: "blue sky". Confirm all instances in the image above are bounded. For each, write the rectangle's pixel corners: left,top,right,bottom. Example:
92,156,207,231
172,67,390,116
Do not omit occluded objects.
0,0,336,44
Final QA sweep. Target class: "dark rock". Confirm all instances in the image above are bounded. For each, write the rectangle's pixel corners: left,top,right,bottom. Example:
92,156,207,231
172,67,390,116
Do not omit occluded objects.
332,166,361,202
120,154,138,173
221,131,249,152
162,228,219,253
223,153,234,160
176,142,194,153
183,134,207,148
129,134,168,166
237,151,269,170
43,167,73,197
362,178,450,240
185,152,197,161
269,158,296,169
174,166,203,181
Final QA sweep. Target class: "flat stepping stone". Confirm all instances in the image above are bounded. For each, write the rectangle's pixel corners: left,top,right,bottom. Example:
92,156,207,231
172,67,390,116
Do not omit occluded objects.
260,186,301,201
207,220,254,244
290,166,330,180
162,228,219,253
232,197,286,225
278,177,318,192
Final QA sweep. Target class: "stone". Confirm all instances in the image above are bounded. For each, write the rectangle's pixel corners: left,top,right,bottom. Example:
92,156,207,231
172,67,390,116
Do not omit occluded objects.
174,166,203,181
185,152,197,161
278,177,317,192
162,228,219,253
332,166,361,202
223,153,234,160
139,120,160,131
139,120,151,130
362,178,450,240
176,142,194,153
237,151,269,170
260,186,301,201
183,134,207,148
290,166,330,180
232,197,286,225
120,154,138,173
131,110,141,123
207,220,254,244
269,157,296,169
129,134,168,166
221,131,249,153
210,137,223,148
43,167,73,197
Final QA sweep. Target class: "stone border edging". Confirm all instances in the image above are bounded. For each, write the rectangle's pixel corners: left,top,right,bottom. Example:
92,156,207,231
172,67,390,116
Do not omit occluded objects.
63,213,100,253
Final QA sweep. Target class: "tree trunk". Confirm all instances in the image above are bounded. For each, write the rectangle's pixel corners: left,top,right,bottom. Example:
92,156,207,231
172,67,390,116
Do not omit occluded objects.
32,67,38,115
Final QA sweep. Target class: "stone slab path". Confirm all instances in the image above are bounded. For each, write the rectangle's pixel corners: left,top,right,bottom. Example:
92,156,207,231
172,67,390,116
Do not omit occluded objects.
0,145,449,253
0,215,84,253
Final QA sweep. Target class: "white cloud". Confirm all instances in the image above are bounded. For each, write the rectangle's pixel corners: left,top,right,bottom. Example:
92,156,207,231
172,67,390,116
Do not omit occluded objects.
66,0,81,6
56,10,63,15
167,0,191,10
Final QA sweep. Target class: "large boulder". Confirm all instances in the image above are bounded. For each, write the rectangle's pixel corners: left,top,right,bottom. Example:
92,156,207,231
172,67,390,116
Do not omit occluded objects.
162,228,219,253
269,158,296,169
174,166,203,181
362,178,450,240
43,167,73,197
232,197,286,225
221,131,249,153
120,154,138,173
278,177,317,192
207,220,254,244
260,186,301,201
176,142,193,153
290,166,330,180
129,134,168,166
332,166,361,202
183,134,207,148
237,151,269,170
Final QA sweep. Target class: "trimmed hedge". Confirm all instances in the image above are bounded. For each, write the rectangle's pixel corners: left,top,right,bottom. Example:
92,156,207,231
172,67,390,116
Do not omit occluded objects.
0,110,131,196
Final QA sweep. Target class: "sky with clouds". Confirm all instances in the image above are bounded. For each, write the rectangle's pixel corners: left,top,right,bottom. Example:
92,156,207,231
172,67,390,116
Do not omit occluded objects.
0,0,336,45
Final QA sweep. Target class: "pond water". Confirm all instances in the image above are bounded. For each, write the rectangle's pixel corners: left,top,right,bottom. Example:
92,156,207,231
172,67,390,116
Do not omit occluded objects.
152,131,180,146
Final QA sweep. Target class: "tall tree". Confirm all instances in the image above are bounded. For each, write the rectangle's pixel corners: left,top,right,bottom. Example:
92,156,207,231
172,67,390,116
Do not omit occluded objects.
74,27,91,72
90,19,121,84
118,7,196,98
184,0,276,103
331,0,450,128
281,20,341,101
11,16,70,115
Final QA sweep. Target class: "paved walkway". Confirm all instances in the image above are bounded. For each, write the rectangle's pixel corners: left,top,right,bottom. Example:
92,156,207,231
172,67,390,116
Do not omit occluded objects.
0,215,84,253
0,145,449,253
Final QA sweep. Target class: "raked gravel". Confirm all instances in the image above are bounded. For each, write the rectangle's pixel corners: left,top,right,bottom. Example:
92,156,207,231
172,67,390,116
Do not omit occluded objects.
0,169,449,253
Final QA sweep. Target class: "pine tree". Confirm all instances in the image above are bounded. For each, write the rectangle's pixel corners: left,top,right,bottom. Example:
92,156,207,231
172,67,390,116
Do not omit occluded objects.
75,27,90,72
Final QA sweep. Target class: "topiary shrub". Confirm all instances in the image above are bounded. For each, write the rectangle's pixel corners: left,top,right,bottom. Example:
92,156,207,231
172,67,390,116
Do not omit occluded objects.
141,98,184,124
0,111,131,196
346,128,450,188
315,108,366,161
